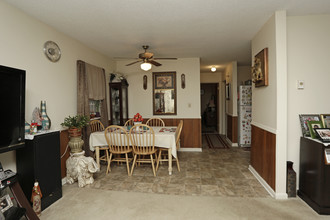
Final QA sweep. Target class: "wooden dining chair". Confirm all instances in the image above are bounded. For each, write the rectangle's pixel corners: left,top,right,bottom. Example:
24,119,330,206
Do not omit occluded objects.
146,118,165,127
90,119,105,132
156,120,183,172
89,120,108,163
129,124,157,176
104,125,133,175
124,118,134,126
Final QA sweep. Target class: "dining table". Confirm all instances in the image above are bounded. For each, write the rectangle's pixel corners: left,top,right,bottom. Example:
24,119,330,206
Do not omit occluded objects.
89,126,177,175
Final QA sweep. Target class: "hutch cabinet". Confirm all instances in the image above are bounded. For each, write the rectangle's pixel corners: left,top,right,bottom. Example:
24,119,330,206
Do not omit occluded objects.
16,131,62,211
109,81,129,125
298,137,330,214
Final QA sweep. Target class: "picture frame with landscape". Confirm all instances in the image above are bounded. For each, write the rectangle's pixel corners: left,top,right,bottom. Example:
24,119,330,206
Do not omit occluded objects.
299,114,321,137
307,120,323,139
321,114,330,128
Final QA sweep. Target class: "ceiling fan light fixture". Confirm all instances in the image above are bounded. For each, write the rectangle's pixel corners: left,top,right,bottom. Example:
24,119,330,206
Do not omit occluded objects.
211,66,216,72
141,62,152,71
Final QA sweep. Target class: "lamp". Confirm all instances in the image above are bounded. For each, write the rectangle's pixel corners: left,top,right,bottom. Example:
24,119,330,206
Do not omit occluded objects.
141,61,152,71
211,66,216,72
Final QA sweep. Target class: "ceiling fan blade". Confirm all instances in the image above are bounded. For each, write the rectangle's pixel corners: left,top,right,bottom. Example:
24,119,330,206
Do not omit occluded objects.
149,60,162,66
154,58,177,60
126,60,141,66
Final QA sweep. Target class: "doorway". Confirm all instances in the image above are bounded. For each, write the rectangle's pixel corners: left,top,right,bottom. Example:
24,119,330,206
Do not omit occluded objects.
201,83,219,134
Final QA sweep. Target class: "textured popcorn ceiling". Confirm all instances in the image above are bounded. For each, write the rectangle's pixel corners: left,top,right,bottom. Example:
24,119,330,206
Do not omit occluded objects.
5,0,330,72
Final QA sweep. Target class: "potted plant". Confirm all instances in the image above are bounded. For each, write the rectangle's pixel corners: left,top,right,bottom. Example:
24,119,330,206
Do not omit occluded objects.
61,115,89,153
61,115,89,137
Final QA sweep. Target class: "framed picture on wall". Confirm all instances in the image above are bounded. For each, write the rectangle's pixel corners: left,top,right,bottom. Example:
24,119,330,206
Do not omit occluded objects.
252,48,269,87
299,114,321,137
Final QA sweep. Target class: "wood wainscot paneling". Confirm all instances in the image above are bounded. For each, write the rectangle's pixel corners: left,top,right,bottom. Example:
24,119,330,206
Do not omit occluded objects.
226,114,237,143
251,124,276,190
60,130,70,179
160,118,201,148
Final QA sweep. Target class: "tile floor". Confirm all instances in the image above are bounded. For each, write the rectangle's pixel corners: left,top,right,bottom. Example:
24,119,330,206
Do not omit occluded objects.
86,145,270,198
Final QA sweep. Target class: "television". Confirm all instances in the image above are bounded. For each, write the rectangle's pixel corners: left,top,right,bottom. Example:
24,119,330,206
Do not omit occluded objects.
0,65,26,153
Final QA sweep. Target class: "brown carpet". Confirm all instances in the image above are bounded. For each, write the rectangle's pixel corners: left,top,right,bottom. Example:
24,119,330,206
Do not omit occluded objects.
203,133,230,149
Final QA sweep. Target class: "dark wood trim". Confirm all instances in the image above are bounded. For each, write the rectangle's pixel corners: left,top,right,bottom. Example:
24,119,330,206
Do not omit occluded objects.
162,118,201,148
60,130,70,179
251,124,276,190
226,114,237,143
129,118,201,148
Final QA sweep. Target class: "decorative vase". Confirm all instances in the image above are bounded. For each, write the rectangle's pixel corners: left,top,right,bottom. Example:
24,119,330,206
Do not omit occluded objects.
25,121,30,134
286,161,297,197
68,128,84,153
134,121,142,131
40,101,51,130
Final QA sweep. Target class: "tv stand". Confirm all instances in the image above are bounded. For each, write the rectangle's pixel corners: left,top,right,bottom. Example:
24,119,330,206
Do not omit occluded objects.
0,175,39,219
16,131,62,211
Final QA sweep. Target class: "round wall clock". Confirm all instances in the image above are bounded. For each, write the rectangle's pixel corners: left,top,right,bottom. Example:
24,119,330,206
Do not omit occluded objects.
43,41,61,62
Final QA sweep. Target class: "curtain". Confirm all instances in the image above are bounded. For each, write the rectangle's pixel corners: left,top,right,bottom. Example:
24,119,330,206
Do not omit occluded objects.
77,60,109,156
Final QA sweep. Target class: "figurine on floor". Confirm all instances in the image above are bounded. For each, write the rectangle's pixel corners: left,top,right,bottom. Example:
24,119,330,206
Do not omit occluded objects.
66,151,98,187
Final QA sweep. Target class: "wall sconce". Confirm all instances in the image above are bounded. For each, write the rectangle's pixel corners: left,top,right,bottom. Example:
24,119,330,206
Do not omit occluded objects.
140,61,152,71
143,75,147,90
211,66,216,72
181,74,185,89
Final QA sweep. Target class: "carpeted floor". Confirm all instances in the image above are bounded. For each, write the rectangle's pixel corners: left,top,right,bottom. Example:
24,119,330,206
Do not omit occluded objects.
39,139,328,220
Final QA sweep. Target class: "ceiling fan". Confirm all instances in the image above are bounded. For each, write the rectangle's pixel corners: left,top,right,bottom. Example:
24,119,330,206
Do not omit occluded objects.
125,45,177,70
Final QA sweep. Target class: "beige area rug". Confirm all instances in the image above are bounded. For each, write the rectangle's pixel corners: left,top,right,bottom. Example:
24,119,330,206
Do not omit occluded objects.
40,184,328,220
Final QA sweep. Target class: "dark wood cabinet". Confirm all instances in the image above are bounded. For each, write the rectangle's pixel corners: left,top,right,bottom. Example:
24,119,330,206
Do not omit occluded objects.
298,137,330,214
0,176,39,220
16,131,62,211
109,81,129,125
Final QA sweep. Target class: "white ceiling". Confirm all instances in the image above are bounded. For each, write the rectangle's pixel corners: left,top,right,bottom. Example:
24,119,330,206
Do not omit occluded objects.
5,0,330,72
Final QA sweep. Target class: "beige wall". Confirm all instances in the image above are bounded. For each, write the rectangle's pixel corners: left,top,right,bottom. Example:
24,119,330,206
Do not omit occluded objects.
225,62,238,117
287,14,330,185
116,58,201,119
251,15,277,132
237,66,251,85
0,1,114,171
251,11,287,198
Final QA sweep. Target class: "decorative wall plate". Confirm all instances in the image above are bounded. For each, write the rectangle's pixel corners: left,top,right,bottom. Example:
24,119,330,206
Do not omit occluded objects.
43,41,61,62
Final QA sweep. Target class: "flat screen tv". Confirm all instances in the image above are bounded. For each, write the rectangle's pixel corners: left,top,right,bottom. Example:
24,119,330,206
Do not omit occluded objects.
0,65,26,153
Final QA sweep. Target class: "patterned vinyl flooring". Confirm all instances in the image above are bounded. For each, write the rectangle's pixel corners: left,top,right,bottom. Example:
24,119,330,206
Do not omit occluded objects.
86,142,270,198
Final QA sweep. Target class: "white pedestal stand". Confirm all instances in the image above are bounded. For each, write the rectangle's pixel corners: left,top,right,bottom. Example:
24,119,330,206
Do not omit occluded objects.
66,151,99,187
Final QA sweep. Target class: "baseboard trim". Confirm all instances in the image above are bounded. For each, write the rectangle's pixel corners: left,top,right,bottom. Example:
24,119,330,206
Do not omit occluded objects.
179,148,202,152
249,165,274,198
62,177,67,185
249,165,288,199
226,137,238,147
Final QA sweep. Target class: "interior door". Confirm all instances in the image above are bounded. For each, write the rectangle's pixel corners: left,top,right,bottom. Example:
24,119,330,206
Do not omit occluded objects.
201,83,219,133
